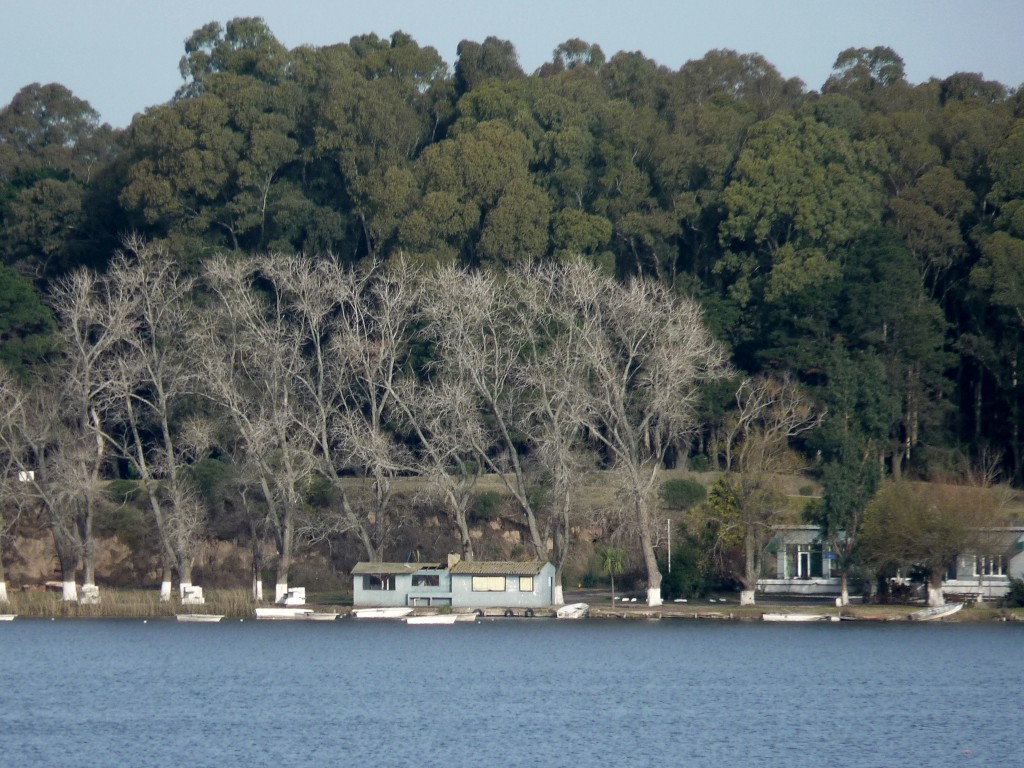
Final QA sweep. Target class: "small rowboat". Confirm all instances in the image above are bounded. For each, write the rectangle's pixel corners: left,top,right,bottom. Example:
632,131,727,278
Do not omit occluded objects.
352,607,414,619
176,614,223,623
405,614,459,625
909,602,963,621
556,603,590,619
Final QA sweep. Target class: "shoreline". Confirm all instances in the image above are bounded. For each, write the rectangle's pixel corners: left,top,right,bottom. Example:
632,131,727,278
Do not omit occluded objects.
2,586,1022,623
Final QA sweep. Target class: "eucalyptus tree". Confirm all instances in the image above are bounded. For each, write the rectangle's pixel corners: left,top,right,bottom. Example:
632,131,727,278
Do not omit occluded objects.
307,32,451,262
454,36,524,97
553,262,729,606
0,82,119,279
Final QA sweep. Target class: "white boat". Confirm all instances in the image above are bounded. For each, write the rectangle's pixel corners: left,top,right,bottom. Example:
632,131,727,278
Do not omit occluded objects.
305,612,340,621
405,614,459,625
909,602,963,621
556,602,590,619
255,607,315,620
762,613,828,622
0,614,16,621
176,614,224,623
352,607,414,620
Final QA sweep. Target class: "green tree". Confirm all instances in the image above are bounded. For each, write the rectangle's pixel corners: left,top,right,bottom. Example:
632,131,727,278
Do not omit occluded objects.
0,264,57,380
598,545,625,603
861,480,1001,606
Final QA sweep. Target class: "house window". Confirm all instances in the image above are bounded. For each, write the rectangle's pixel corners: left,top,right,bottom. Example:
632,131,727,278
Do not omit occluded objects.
472,576,506,592
975,555,1005,577
412,575,440,587
363,574,395,591
519,576,534,592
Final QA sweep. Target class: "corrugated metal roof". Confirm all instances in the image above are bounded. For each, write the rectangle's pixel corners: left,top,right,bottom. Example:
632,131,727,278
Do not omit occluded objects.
448,560,547,575
350,562,442,575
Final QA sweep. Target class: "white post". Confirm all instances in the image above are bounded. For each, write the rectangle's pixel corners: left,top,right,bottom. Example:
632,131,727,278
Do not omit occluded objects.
0,581,8,604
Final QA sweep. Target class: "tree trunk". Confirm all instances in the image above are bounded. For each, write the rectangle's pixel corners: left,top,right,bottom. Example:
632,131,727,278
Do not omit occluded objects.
178,558,194,598
928,567,946,607
160,561,173,602
840,571,850,606
53,532,80,603
638,500,662,606
78,509,96,589
251,533,264,601
741,528,757,606
0,548,7,604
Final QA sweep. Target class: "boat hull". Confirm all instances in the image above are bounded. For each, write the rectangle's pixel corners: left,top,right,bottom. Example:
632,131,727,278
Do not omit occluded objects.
909,603,964,621
405,614,459,625
556,603,590,619
352,607,414,619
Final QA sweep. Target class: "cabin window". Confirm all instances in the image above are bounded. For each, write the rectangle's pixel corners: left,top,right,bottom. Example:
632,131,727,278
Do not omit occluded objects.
472,576,506,592
412,575,440,587
519,576,534,592
363,574,395,591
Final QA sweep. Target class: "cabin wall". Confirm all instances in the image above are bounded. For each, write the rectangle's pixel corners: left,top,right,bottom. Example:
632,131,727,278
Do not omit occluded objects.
450,565,555,608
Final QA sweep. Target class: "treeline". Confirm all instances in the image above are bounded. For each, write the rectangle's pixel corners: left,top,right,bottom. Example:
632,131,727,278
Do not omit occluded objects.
1,18,1024,600
0,244,730,604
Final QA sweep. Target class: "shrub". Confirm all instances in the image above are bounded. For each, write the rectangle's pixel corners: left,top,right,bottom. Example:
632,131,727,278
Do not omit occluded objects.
689,454,710,472
469,490,504,523
660,478,707,510
105,479,141,503
1002,577,1024,608
798,485,815,496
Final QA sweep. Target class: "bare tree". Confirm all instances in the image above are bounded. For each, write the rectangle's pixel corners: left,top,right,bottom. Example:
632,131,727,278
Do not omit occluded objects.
0,368,92,601
102,239,207,601
253,254,423,564
394,376,485,561
0,267,126,602
555,261,728,606
420,265,551,562
199,254,316,602
707,374,824,605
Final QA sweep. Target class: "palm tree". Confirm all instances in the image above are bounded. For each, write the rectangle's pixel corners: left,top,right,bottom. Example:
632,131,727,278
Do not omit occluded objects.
600,545,625,604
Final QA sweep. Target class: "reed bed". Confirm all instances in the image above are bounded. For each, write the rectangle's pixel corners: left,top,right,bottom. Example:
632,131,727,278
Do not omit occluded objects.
2,588,255,619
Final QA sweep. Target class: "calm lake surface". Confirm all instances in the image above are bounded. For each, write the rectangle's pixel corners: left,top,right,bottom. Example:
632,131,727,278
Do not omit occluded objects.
2,617,1021,767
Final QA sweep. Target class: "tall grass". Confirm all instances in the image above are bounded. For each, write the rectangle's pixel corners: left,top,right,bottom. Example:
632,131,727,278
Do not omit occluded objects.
3,588,255,618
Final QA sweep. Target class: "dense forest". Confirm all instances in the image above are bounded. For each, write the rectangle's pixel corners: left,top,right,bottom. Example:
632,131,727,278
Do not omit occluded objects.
1,18,1023,605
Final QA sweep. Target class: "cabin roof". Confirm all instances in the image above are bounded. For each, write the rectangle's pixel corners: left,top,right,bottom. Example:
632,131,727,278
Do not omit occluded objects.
350,562,443,575
448,560,547,576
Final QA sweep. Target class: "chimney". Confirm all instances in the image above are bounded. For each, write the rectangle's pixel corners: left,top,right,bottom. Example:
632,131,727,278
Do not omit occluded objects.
447,553,462,569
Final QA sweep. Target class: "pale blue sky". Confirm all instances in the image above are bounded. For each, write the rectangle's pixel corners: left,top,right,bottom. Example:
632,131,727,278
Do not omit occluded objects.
4,1,1024,128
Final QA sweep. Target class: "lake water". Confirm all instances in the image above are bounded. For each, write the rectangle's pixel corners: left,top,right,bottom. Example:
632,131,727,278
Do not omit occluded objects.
2,617,1021,767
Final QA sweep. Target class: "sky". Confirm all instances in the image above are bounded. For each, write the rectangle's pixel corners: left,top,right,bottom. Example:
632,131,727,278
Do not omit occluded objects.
3,0,1024,128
